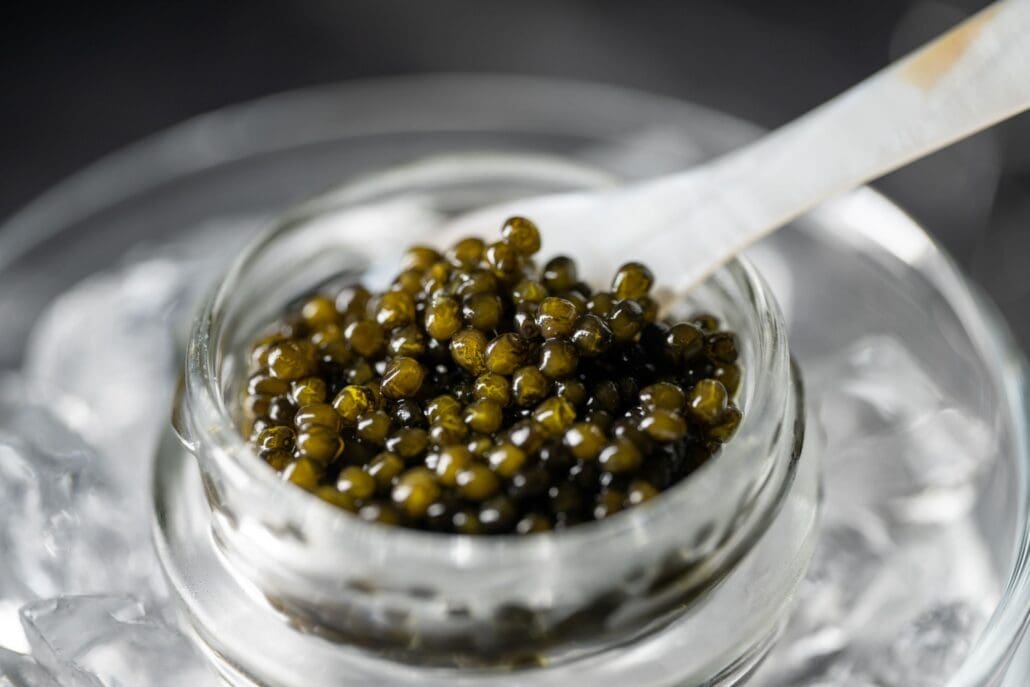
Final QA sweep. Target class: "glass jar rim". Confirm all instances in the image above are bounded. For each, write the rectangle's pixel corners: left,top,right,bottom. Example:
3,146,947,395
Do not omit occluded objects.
179,159,796,567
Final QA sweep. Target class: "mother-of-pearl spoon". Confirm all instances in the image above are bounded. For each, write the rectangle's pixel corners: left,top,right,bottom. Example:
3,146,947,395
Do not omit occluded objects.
438,0,1030,292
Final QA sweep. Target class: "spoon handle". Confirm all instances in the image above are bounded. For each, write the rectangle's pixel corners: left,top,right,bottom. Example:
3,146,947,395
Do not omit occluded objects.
624,0,1030,291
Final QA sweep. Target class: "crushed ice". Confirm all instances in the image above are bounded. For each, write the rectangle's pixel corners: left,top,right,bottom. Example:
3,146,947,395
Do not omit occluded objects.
755,334,1001,685
0,220,1009,684
0,219,252,684
20,596,217,687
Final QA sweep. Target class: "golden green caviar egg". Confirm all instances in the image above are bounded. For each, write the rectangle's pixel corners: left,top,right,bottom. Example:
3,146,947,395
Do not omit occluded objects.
380,356,425,400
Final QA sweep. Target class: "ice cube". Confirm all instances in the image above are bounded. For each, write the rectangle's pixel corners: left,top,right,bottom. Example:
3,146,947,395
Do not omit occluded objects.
22,217,255,502
799,516,891,627
801,661,882,687
0,647,59,687
757,515,891,684
22,258,184,499
813,335,944,437
811,336,995,521
20,596,218,687
4,220,253,626
757,644,884,686
873,601,986,687
757,508,996,685
0,397,161,632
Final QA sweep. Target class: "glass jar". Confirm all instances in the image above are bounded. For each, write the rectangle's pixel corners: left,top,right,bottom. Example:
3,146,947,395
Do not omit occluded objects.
158,153,818,686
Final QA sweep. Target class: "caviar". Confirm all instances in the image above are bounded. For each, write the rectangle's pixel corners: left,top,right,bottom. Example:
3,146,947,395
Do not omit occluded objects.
240,216,744,534
380,356,425,399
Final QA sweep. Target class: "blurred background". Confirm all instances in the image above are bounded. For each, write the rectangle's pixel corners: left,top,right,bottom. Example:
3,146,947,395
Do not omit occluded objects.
3,0,1028,345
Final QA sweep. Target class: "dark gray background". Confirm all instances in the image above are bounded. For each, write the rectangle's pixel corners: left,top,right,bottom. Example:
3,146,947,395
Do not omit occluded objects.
3,0,1029,345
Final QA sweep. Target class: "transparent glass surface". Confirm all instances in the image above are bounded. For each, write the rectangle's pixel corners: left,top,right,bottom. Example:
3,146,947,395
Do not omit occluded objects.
0,76,1026,686
163,155,811,683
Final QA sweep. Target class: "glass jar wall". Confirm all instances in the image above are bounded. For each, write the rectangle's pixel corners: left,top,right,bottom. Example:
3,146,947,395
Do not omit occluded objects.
162,154,815,685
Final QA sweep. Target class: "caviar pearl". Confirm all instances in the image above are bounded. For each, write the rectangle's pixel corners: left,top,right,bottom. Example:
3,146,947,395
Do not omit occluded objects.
380,356,425,399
